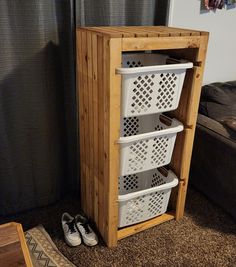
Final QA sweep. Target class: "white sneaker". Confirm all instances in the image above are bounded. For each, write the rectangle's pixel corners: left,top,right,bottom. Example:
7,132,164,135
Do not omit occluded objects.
75,214,98,246
61,212,81,247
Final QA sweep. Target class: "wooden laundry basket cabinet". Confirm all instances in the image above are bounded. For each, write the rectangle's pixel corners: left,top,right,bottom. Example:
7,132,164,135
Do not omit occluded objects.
76,26,209,247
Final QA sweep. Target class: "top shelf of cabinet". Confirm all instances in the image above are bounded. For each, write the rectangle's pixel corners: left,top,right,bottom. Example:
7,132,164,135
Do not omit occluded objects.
77,26,208,39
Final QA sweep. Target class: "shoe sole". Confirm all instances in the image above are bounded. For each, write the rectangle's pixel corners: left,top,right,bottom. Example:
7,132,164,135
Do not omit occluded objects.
64,235,81,247
81,237,98,247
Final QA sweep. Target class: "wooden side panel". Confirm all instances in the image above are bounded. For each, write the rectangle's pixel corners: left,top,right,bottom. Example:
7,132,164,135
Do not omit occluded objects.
93,36,122,246
78,33,122,246
76,30,86,209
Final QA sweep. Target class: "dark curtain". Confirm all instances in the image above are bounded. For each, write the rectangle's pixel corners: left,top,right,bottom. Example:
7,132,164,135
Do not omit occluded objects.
76,0,168,26
0,0,168,216
0,0,77,216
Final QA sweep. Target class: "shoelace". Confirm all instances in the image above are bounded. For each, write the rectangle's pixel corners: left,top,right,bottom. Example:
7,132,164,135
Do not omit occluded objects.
80,222,91,234
66,220,77,234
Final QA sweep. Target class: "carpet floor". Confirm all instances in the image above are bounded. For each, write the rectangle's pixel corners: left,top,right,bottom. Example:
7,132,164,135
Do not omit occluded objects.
1,186,236,267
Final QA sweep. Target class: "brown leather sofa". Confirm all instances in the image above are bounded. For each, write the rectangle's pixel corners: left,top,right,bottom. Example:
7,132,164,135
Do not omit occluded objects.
190,81,236,220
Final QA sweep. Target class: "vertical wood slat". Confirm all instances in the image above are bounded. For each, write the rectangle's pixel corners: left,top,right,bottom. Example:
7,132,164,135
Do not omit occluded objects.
174,128,197,220
92,36,122,246
103,37,109,241
81,31,89,214
175,180,188,220
86,31,94,218
97,35,105,236
169,128,194,210
104,38,122,246
91,34,99,224
102,37,109,241
76,30,86,209
104,26,135,37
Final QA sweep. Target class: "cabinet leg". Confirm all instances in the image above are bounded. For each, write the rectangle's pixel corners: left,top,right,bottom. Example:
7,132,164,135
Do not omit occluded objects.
175,179,189,220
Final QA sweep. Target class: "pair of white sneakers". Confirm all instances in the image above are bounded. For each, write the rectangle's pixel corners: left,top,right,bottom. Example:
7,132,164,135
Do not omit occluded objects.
61,213,98,247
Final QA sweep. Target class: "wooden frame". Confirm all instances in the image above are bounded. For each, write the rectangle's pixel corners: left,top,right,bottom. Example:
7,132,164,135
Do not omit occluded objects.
76,26,209,247
0,222,33,267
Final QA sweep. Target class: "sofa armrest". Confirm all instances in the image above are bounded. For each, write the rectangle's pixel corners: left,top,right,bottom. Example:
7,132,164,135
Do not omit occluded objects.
190,115,236,219
197,114,236,144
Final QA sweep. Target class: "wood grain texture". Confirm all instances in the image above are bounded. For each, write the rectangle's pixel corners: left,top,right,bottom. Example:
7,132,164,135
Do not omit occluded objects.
0,223,18,247
171,127,197,182
77,30,122,246
104,37,122,246
118,212,175,240
175,180,188,220
76,30,85,211
97,35,105,237
76,26,209,246
122,36,202,51
87,31,94,218
0,222,33,267
0,242,26,267
92,33,99,225
78,26,208,38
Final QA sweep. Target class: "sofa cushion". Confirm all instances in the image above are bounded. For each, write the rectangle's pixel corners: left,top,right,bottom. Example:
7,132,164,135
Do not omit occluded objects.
199,81,236,123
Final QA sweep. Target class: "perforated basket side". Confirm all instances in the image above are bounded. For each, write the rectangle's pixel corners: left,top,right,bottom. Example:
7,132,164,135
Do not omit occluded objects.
120,114,176,137
118,53,192,117
119,168,167,195
122,53,168,68
121,69,186,117
118,188,172,227
119,115,183,176
120,133,177,175
118,190,170,227
118,169,178,227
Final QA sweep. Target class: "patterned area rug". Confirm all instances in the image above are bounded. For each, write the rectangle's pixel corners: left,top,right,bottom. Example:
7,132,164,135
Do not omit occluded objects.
25,225,75,267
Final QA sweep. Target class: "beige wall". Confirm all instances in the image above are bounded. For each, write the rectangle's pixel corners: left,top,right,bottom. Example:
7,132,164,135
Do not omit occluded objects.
168,0,236,84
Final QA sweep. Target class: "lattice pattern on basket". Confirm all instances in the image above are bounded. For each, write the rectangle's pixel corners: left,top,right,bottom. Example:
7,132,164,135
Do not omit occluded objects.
147,191,165,216
156,73,177,110
126,60,143,68
120,174,139,193
150,137,169,165
155,124,164,131
128,72,179,115
125,195,145,225
151,172,166,187
130,74,155,114
118,167,178,227
127,140,149,173
123,117,139,137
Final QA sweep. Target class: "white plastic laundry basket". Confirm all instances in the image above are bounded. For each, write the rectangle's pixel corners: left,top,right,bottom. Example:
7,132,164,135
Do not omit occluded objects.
118,114,183,176
118,167,178,227
116,53,193,117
